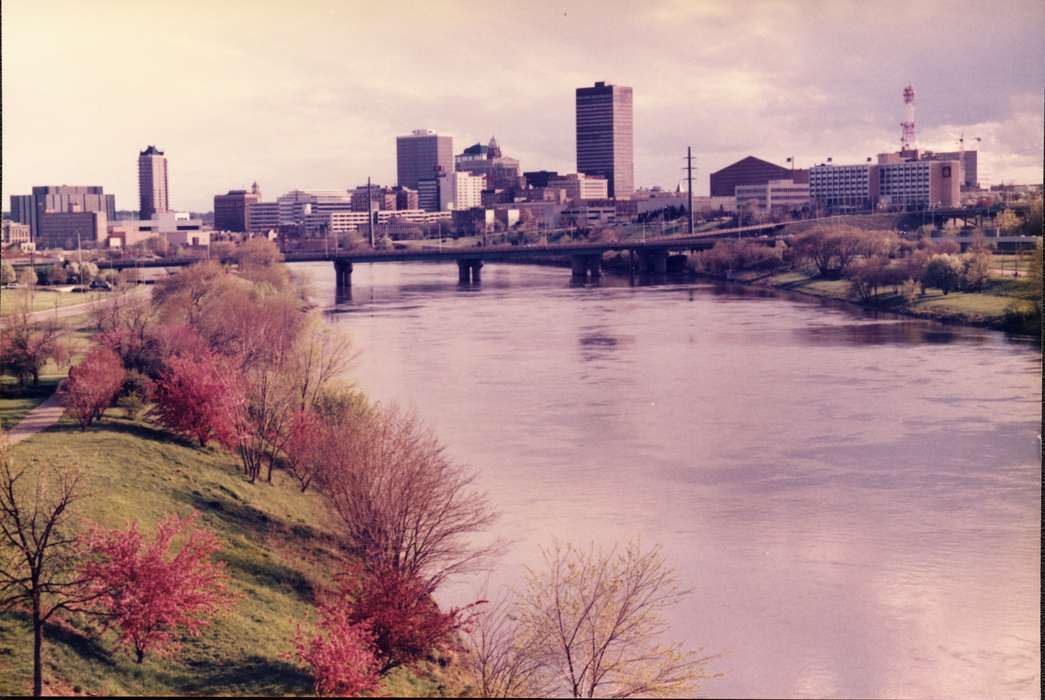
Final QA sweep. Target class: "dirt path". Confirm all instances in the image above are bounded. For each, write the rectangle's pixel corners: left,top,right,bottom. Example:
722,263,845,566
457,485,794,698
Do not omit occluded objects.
3,385,66,446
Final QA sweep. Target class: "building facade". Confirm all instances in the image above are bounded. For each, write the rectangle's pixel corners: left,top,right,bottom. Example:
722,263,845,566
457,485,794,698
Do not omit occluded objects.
214,189,260,232
11,186,115,240
734,179,810,211
709,156,807,197
246,201,280,233
396,130,454,211
455,137,523,191
547,173,609,202
138,145,169,219
453,171,486,210
809,164,876,211
576,82,633,199
877,159,960,209
36,211,107,249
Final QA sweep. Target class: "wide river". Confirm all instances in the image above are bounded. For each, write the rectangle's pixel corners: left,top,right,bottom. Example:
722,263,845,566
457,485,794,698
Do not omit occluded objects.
302,260,1041,699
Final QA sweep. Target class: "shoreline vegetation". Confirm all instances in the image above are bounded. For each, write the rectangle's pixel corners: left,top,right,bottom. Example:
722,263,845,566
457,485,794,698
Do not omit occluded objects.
1,238,718,698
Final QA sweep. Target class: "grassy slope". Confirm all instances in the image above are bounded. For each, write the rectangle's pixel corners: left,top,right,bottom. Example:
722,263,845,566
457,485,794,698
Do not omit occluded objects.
735,267,1038,331
0,415,458,697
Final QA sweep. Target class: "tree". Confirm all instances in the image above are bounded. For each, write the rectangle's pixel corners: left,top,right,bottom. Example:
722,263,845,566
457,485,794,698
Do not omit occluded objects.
792,228,841,276
0,313,68,387
0,444,90,696
64,346,125,431
79,513,233,664
1,261,15,286
334,563,473,676
17,267,37,288
515,541,718,698
322,405,501,590
845,255,890,303
294,600,380,696
922,254,963,295
960,250,992,291
464,593,548,698
151,352,244,448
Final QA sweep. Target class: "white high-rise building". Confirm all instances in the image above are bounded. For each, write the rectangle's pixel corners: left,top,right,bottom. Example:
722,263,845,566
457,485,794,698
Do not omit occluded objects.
453,172,485,210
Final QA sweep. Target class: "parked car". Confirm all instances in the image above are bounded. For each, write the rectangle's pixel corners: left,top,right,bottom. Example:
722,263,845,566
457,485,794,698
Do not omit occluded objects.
89,279,112,290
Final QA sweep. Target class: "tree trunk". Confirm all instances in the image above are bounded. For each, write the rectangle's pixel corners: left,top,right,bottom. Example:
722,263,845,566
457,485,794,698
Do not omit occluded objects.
32,599,43,696
135,648,144,664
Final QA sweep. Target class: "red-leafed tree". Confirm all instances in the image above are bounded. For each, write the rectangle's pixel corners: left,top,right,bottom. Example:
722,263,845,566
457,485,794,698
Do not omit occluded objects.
336,563,475,675
79,513,233,664
64,346,125,431
283,408,326,492
294,600,381,696
151,352,244,447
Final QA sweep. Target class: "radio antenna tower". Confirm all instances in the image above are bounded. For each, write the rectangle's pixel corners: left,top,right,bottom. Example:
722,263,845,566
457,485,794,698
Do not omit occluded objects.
900,84,916,151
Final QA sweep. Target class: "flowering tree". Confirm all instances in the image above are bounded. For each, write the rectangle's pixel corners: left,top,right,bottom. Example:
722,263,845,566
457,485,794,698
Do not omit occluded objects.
151,353,244,447
294,600,381,696
79,513,233,663
64,346,125,430
337,563,473,675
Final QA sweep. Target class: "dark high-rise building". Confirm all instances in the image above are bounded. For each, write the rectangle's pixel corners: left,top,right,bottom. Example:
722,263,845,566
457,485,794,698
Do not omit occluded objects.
214,189,260,232
576,81,634,199
138,145,169,218
396,130,453,211
709,156,807,197
11,186,115,240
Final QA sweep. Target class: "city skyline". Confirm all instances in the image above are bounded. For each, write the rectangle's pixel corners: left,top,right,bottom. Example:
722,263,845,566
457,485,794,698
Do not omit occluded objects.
2,0,1043,212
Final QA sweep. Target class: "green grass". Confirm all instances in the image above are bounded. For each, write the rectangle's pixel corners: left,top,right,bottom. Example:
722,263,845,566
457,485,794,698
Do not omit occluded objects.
0,415,459,696
742,265,1040,333
0,289,104,317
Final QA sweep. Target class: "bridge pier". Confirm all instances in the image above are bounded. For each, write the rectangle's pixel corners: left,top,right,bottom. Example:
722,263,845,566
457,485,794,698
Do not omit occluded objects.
666,254,688,275
333,259,353,295
570,254,602,284
457,259,483,285
636,250,668,275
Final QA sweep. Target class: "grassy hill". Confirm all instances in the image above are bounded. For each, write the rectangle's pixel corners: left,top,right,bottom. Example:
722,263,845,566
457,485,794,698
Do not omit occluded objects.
0,413,458,696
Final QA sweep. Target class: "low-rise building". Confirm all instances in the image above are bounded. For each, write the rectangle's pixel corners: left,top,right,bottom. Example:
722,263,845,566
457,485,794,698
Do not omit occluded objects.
547,173,609,202
106,211,207,248
36,211,108,249
246,201,280,233
735,179,810,212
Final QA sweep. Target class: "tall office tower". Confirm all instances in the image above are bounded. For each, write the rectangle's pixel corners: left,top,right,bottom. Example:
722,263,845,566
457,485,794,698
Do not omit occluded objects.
396,130,453,211
138,145,169,218
576,81,634,199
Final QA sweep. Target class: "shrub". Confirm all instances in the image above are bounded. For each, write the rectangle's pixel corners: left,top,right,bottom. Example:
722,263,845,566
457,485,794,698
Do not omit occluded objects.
294,601,380,696
960,251,992,291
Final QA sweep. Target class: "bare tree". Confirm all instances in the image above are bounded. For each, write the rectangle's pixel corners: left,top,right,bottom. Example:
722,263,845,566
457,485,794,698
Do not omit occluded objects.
464,591,549,698
0,440,91,696
322,405,502,592
516,541,719,698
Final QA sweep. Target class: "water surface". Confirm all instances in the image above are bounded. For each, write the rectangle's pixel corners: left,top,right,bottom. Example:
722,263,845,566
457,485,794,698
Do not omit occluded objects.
303,261,1040,699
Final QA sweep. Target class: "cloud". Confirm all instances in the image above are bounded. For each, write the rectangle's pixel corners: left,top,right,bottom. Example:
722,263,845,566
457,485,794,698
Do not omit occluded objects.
2,0,1042,210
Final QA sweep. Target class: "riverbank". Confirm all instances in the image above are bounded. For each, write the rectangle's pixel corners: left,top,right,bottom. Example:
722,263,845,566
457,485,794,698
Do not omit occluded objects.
709,266,1041,336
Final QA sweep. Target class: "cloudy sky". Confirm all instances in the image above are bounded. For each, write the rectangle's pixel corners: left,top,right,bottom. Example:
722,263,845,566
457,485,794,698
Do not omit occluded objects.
3,0,1043,212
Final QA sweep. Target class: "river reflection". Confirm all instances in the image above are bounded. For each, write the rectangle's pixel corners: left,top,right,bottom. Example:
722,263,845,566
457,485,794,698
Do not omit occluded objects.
302,261,1041,699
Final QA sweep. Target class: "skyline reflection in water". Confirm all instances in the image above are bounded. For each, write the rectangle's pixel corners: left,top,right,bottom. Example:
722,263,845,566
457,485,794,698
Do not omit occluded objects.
306,261,1040,699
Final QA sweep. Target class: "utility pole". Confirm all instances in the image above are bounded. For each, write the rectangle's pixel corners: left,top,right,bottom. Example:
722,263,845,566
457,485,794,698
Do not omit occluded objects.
367,177,375,248
686,146,694,235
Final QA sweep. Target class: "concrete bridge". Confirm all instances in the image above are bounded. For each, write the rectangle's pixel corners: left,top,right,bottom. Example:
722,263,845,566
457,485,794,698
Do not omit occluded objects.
5,222,783,291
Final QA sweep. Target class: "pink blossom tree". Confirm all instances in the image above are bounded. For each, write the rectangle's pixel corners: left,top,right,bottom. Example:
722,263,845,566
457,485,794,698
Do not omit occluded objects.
151,352,244,447
64,346,125,430
79,513,233,663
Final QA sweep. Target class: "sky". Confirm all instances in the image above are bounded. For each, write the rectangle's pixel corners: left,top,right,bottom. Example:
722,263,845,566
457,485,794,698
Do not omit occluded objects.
2,0,1043,212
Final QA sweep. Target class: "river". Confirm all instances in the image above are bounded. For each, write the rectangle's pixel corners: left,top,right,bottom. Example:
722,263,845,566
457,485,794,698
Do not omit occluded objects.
301,260,1041,699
